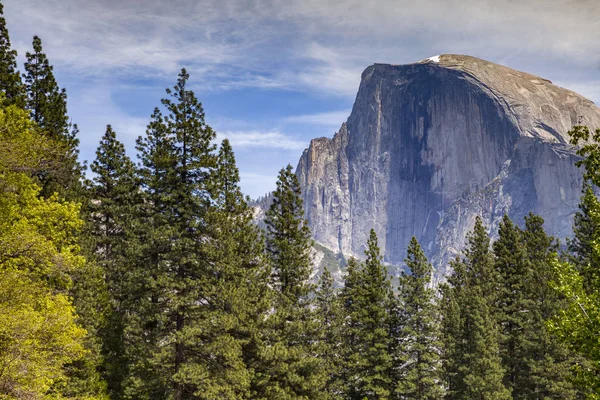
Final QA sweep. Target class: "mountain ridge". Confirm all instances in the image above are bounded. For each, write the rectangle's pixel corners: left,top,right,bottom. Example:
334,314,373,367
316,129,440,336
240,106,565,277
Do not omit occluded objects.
257,54,600,282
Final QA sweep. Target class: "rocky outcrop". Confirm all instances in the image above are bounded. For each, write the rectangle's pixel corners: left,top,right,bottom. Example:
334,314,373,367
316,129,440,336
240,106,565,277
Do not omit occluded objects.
294,54,600,281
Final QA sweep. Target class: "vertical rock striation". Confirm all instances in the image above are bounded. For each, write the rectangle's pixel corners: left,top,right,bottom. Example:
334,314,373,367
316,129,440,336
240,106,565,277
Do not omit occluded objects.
294,54,600,281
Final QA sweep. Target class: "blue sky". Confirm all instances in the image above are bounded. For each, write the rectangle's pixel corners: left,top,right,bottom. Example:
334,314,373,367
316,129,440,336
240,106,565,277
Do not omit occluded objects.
4,0,600,198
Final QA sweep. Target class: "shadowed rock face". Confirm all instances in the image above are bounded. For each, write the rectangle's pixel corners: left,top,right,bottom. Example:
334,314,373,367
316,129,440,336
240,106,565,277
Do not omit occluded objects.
295,54,600,281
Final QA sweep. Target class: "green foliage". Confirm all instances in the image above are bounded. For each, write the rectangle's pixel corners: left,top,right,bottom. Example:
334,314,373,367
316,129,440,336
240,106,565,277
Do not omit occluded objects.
395,237,443,399
549,124,600,398
259,163,325,399
341,230,394,399
266,164,313,300
0,104,97,399
85,125,142,398
127,68,218,399
315,268,344,399
23,35,81,199
440,217,510,400
493,215,531,395
193,139,271,399
568,183,600,291
0,2,25,108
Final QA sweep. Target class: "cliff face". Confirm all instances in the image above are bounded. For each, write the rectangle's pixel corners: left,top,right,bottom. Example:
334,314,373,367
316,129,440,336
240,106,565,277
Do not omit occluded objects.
295,54,600,280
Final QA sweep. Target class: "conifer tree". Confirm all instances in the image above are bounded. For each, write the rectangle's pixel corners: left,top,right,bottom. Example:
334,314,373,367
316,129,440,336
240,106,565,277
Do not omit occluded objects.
568,183,600,292
520,213,576,399
260,163,325,399
123,107,174,399
266,164,313,299
86,125,142,398
341,230,393,399
315,267,344,399
23,35,81,198
0,2,25,107
128,69,218,399
395,237,443,399
439,258,466,398
441,217,510,400
493,215,530,395
191,138,271,399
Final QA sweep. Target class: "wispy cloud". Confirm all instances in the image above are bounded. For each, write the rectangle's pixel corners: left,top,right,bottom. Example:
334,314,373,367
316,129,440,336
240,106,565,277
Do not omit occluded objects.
216,130,308,151
6,0,599,97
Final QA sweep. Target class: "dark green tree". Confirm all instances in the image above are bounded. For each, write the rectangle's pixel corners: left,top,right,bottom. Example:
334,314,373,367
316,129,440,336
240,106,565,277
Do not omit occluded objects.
23,35,81,198
0,2,25,107
315,267,344,399
493,215,530,395
520,213,577,399
85,125,143,398
341,230,393,399
266,164,313,299
439,258,466,398
395,237,443,399
441,217,510,400
124,107,174,399
568,183,600,292
192,138,271,399
259,163,325,399
126,69,217,399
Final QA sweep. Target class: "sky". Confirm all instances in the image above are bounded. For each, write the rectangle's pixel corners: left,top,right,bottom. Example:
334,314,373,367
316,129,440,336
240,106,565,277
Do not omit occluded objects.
4,0,600,199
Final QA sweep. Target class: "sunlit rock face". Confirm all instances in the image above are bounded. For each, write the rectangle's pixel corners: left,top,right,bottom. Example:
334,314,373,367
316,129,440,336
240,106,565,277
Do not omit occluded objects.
295,54,600,282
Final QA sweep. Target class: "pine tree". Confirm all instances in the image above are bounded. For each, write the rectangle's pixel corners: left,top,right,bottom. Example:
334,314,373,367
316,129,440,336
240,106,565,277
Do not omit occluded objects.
0,2,25,107
341,230,393,399
568,183,600,292
127,69,218,399
441,217,510,400
493,215,530,395
266,164,313,299
259,163,325,398
439,258,466,398
192,138,271,399
395,237,443,399
315,267,344,399
124,106,174,399
86,125,142,398
520,213,576,399
23,35,81,199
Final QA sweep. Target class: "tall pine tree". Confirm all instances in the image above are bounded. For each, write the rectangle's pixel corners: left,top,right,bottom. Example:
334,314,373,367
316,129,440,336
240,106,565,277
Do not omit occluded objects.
86,125,142,398
23,35,81,199
520,213,576,399
441,217,510,400
260,164,325,399
0,1,25,107
395,237,443,399
493,215,530,396
193,138,271,399
341,229,393,399
126,69,217,399
315,267,344,399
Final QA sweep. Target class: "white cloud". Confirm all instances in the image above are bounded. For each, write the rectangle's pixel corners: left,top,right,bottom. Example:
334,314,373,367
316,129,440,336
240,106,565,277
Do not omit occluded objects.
6,0,599,98
284,110,350,126
216,130,308,151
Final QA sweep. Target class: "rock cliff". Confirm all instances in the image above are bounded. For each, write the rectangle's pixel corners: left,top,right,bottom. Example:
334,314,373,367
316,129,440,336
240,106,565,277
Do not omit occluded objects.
294,54,600,282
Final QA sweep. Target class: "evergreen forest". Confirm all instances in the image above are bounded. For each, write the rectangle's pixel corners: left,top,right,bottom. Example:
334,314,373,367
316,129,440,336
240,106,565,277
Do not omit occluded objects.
0,3,599,399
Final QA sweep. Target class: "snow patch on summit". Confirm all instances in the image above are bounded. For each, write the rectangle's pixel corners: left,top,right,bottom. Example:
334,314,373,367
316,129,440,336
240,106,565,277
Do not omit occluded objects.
428,55,441,63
